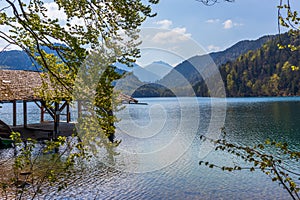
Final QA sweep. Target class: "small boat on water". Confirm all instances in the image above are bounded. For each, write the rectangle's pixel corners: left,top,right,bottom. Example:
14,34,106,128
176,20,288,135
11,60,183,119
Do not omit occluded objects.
0,119,13,148
0,137,13,148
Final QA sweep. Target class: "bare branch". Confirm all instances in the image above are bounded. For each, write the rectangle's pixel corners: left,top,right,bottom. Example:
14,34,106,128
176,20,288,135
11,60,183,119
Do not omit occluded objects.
196,0,234,6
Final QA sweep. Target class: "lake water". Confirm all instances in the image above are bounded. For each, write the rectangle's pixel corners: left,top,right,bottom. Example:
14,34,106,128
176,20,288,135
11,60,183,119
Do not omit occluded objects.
1,97,300,199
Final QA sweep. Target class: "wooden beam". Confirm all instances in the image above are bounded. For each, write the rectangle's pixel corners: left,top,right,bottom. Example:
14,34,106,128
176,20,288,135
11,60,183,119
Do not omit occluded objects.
59,101,68,112
41,106,45,123
66,103,70,123
34,101,42,109
23,100,27,128
13,100,17,126
40,101,55,120
54,102,60,140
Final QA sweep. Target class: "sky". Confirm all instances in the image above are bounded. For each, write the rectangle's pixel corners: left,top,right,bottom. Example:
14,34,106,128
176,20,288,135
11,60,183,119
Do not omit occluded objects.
0,0,297,67
136,0,287,66
145,0,280,51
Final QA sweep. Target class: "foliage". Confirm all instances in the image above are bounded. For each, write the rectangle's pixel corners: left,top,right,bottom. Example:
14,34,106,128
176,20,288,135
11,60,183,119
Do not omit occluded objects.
199,128,300,200
130,33,299,97
0,0,159,143
0,131,87,199
0,0,158,198
74,47,124,155
0,0,158,100
196,2,300,200
277,0,300,58
218,32,300,97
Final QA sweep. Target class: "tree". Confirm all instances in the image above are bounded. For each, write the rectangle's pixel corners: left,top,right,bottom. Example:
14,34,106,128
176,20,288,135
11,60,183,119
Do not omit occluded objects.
277,0,300,55
198,1,300,199
0,0,158,198
199,129,300,200
0,0,158,139
0,0,158,98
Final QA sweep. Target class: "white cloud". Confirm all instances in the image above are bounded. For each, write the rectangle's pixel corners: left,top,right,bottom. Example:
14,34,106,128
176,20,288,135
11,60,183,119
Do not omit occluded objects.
207,44,221,51
138,27,206,68
151,19,192,44
44,2,67,21
223,20,233,29
155,19,173,29
223,19,243,29
152,27,191,44
43,2,84,30
207,45,221,52
205,19,220,23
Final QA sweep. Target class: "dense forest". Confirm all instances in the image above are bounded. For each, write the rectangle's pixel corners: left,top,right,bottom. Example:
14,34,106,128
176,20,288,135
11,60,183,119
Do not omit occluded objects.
130,32,300,97
218,31,300,97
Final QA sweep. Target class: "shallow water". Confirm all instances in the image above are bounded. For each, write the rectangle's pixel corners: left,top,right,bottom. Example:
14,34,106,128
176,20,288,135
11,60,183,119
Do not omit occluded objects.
0,97,299,199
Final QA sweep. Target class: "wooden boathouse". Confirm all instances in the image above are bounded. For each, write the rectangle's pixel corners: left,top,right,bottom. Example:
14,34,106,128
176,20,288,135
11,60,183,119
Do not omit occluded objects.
0,69,138,141
0,70,74,140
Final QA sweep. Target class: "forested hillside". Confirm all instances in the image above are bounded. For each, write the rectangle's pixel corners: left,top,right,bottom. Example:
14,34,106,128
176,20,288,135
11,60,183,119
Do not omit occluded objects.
218,32,300,97
1,32,299,98
134,32,300,97
158,35,274,90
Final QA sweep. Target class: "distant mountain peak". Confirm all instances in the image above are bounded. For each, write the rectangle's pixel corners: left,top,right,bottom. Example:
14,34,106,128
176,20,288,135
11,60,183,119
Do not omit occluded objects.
142,61,173,82
151,60,172,66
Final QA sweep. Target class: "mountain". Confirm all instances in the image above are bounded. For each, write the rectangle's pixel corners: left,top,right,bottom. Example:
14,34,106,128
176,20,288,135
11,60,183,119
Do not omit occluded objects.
216,32,300,97
114,61,174,95
143,61,173,80
2,33,299,98
114,62,160,82
158,35,275,92
0,43,69,71
114,62,174,96
132,83,175,97
208,35,276,65
114,73,144,96
134,32,300,97
113,62,136,72
0,50,38,71
132,65,160,82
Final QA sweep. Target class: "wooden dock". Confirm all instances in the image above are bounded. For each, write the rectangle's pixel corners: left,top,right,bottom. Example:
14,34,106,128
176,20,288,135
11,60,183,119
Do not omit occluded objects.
11,122,76,140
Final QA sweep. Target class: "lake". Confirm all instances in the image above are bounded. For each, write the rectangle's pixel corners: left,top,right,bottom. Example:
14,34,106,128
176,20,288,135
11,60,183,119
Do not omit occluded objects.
0,97,300,199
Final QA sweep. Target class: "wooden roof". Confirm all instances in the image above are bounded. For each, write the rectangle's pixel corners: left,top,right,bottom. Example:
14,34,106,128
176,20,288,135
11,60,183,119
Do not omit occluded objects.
119,93,138,104
0,70,43,101
0,70,138,103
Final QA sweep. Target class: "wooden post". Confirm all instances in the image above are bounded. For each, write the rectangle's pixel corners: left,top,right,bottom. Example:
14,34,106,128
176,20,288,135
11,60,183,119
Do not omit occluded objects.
77,100,82,119
13,100,17,126
23,100,27,128
41,106,44,123
54,102,60,140
66,103,70,123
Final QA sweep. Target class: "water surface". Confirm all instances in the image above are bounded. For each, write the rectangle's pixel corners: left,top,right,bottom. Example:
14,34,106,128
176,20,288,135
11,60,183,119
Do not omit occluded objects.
0,97,299,199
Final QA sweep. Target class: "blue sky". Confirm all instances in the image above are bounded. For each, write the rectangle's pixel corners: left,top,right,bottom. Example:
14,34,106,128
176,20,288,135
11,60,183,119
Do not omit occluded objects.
144,0,281,52
134,0,299,66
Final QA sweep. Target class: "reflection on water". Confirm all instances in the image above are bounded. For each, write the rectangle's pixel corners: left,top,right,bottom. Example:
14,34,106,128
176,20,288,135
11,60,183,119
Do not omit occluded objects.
0,97,299,199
